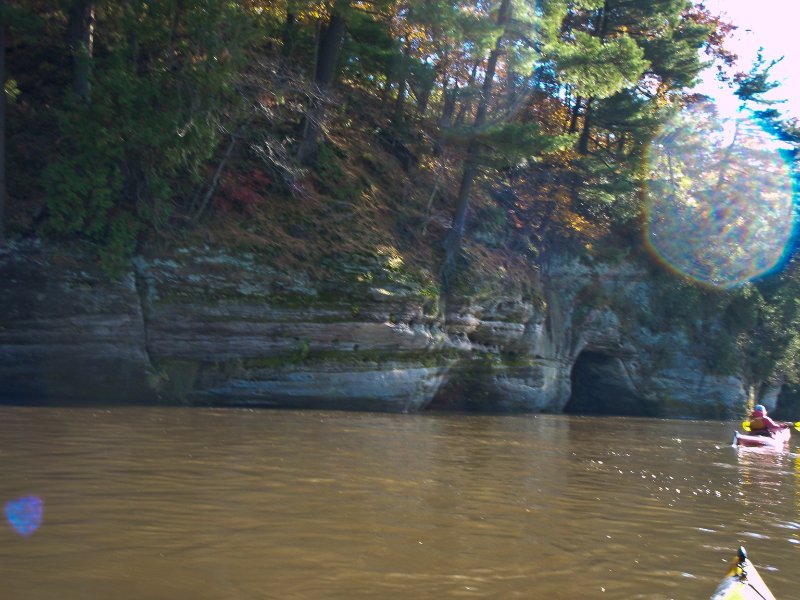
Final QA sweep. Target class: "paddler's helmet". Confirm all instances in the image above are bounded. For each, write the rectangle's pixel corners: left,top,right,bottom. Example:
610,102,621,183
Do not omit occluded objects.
753,404,766,416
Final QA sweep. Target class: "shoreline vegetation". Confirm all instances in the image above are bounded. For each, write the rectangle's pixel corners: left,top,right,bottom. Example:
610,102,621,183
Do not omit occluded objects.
1,2,798,417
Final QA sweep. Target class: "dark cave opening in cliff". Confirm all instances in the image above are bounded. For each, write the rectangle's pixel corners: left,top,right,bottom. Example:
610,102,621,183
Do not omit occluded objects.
564,351,654,417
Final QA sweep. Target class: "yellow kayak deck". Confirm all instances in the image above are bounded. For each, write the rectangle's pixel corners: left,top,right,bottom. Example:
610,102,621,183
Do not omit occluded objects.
709,547,776,600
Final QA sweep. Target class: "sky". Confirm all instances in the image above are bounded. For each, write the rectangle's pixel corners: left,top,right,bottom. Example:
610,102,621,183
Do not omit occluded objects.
692,0,799,120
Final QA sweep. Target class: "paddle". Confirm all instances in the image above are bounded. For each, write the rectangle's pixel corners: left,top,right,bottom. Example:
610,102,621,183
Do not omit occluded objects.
742,420,800,432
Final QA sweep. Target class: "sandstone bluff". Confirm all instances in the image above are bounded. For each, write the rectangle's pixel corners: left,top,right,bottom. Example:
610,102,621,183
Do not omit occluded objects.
0,241,761,417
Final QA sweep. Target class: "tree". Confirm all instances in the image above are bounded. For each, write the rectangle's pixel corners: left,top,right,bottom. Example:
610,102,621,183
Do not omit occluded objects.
553,1,657,155
31,0,255,269
281,0,300,58
66,0,94,101
296,0,348,165
528,0,718,244
441,0,575,277
0,0,6,244
735,55,800,389
442,0,512,277
1,0,50,244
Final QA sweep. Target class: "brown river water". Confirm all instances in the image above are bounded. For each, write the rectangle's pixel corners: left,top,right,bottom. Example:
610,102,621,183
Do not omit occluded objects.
1,407,799,599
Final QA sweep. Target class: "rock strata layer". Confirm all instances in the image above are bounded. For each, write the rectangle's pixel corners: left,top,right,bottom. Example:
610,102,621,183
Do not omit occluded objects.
0,241,749,417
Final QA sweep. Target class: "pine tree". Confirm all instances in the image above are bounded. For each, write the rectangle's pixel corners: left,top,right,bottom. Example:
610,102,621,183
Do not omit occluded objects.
296,0,348,165
441,0,568,279
296,0,396,164
546,0,715,234
30,0,255,269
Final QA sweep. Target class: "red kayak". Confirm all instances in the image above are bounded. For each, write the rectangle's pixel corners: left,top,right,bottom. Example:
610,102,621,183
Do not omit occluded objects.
733,427,791,449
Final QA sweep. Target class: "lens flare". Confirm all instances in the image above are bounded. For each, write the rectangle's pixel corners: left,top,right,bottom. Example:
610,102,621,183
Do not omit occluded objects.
5,496,43,537
645,102,796,288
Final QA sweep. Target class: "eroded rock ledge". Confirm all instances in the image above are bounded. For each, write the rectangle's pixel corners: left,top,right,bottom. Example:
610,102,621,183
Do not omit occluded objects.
0,241,749,417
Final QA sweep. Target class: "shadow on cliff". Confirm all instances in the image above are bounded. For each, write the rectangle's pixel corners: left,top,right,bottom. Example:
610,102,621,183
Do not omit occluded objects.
563,350,657,417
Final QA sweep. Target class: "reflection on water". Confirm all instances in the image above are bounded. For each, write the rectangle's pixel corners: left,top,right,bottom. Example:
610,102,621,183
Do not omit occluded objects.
737,447,791,506
796,454,800,521
1,408,798,599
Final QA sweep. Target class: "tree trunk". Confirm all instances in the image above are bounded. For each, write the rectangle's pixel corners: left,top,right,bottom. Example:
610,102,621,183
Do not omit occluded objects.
415,75,433,116
506,69,518,112
444,142,478,255
124,1,140,68
67,0,94,101
578,97,593,154
315,10,346,88
165,0,184,70
568,95,582,133
454,61,479,126
392,38,412,125
415,62,440,117
443,0,511,275
297,3,347,166
577,2,608,155
438,82,458,128
417,46,448,118
282,2,298,58
432,80,457,157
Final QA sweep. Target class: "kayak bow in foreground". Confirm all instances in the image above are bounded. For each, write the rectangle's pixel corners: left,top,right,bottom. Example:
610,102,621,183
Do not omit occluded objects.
709,546,776,600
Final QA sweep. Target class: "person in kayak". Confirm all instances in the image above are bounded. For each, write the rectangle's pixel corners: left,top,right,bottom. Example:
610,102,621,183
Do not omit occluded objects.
747,405,792,437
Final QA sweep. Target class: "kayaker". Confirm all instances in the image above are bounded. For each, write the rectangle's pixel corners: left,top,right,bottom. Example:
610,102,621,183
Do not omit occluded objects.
747,405,791,437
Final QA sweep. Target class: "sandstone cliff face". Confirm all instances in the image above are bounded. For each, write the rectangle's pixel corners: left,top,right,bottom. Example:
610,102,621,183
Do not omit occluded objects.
540,257,747,418
0,242,151,403
0,241,749,417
